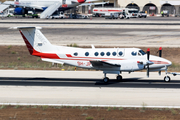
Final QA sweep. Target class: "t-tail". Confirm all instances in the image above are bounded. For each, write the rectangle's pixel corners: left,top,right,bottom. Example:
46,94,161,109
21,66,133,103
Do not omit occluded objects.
11,27,58,58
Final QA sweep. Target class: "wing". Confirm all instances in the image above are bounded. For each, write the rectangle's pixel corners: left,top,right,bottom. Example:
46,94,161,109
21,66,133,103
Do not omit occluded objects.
3,1,44,10
90,61,120,68
79,1,109,6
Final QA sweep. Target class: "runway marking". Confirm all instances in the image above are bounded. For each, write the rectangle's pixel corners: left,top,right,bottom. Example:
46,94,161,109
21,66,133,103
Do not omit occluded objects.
0,103,180,108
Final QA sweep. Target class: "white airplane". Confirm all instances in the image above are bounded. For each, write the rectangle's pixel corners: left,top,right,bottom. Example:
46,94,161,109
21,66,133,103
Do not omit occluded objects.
3,0,108,18
11,27,173,83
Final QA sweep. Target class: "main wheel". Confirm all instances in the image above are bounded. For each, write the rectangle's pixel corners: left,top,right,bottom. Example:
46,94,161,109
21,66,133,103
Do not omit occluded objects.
164,76,171,82
116,75,122,81
103,77,109,83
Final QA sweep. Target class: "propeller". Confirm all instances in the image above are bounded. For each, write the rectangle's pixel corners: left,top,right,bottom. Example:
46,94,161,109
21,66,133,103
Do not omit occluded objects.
147,48,150,77
159,47,162,75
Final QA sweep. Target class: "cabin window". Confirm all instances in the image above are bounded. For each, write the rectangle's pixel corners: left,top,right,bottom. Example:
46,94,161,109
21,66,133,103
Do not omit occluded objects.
112,52,116,56
119,51,123,56
101,52,105,56
131,51,137,56
74,52,78,56
106,52,110,56
94,52,99,56
85,52,89,56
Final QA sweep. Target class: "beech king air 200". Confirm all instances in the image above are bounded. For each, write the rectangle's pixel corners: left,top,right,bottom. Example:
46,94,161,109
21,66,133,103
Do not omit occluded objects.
11,27,178,83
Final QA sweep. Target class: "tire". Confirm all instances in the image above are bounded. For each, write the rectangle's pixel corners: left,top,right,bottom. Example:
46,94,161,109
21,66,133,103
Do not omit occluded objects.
116,75,122,81
52,17,54,19
164,76,171,82
144,16,146,18
103,77,109,83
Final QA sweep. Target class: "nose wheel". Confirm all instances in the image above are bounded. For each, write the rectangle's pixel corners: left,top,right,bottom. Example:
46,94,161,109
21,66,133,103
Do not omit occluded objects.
164,76,171,82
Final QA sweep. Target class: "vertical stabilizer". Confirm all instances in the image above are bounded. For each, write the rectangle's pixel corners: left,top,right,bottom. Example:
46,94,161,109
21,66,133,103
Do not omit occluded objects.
12,27,55,55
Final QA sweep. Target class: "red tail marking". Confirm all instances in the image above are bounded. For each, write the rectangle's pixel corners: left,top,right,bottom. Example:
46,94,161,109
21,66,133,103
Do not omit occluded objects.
19,30,60,59
159,47,162,50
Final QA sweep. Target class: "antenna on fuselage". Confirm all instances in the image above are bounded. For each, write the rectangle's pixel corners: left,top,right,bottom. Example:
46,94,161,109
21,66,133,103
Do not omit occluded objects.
91,44,95,49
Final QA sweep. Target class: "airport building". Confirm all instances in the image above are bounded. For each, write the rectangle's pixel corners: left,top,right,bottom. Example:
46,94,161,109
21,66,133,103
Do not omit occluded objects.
79,0,180,15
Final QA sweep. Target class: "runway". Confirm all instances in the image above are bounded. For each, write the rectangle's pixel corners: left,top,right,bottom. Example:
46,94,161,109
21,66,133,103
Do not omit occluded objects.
0,70,180,107
0,70,180,88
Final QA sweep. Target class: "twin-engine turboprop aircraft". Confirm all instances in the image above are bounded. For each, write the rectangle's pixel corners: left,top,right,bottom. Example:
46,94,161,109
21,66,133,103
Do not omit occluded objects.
12,27,173,83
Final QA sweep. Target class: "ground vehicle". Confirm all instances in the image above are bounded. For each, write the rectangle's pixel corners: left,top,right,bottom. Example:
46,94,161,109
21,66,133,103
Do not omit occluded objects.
76,14,89,19
27,11,38,18
138,11,147,18
161,10,169,17
92,8,137,18
0,8,14,18
50,12,65,19
128,9,138,18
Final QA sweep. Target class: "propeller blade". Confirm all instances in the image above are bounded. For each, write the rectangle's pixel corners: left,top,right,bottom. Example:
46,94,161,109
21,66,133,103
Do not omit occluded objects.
146,48,150,77
147,65,149,77
147,48,150,60
159,47,162,76
159,47,162,57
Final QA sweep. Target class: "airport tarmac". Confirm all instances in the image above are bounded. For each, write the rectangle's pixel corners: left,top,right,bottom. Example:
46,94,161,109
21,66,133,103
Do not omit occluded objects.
0,24,180,47
0,70,180,107
1,17,180,47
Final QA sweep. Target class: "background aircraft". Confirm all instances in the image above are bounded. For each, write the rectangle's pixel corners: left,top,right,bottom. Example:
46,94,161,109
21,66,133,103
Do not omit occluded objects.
11,27,172,83
3,0,107,18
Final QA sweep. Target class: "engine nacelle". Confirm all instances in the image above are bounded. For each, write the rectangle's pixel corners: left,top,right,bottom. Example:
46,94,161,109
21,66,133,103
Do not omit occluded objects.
14,8,27,15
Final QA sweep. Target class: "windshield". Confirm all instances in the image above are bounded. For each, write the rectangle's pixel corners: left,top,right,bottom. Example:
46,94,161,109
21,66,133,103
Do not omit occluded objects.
139,50,146,55
128,10,138,13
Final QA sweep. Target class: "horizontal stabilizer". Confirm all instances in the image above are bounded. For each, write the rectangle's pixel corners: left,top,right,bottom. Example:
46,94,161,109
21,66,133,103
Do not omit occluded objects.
10,27,42,30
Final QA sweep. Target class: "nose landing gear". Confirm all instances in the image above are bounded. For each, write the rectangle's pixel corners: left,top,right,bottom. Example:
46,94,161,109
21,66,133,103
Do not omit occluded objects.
164,65,171,82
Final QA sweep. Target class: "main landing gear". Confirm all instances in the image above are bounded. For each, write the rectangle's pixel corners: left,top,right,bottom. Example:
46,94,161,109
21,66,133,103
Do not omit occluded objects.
103,73,122,83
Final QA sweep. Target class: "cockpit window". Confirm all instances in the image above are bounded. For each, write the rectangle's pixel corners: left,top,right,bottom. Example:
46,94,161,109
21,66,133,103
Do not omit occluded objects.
139,50,146,55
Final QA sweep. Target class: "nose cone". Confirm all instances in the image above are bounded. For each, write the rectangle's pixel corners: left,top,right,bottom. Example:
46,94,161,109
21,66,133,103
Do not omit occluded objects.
77,0,85,3
166,59,172,66
150,55,172,67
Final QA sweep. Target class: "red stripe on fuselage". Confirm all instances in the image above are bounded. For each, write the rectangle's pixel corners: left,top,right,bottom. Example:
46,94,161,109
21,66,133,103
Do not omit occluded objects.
93,9,122,12
150,60,169,65
66,54,72,57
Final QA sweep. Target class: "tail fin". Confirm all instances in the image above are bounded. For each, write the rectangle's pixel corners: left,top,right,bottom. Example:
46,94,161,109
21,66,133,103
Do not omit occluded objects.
11,27,55,55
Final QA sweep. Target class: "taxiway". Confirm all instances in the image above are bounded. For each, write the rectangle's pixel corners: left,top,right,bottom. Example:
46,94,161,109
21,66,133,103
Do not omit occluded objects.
0,70,180,107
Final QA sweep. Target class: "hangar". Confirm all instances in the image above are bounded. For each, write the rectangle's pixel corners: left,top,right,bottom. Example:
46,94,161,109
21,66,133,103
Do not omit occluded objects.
118,0,180,14
79,0,180,15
